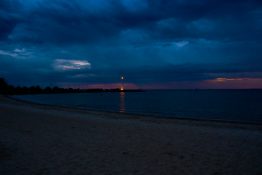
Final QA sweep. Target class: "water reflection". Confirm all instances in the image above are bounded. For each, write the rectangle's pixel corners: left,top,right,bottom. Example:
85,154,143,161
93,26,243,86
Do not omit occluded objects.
119,91,125,113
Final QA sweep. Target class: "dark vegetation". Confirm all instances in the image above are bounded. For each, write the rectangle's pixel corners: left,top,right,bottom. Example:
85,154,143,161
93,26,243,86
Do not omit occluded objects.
0,78,142,95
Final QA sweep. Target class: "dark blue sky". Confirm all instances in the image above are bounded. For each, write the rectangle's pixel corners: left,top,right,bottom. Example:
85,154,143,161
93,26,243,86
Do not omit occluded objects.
0,0,262,88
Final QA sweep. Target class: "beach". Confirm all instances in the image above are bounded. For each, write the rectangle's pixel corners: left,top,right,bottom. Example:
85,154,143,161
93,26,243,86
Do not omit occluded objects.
0,95,262,175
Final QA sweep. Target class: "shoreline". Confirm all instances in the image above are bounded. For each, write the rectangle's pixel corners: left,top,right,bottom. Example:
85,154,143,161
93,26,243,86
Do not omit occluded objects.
6,95,262,128
1,95,262,174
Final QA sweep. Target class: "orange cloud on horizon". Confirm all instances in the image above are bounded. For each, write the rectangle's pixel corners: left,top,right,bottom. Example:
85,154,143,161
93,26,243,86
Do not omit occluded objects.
65,83,139,90
141,78,262,89
204,77,262,89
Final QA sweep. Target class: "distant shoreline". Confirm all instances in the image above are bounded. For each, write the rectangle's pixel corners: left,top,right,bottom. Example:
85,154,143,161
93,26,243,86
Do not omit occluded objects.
8,88,262,96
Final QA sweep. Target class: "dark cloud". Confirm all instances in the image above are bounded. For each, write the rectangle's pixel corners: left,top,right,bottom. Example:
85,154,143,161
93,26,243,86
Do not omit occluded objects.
0,0,260,44
0,0,21,39
2,61,261,87
0,0,262,88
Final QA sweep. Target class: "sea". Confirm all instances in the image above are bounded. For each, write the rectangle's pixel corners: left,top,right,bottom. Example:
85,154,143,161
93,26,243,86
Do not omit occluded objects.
14,90,262,123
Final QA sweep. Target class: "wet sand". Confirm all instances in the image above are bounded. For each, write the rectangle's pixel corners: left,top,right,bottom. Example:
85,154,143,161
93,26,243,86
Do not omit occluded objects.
0,95,262,175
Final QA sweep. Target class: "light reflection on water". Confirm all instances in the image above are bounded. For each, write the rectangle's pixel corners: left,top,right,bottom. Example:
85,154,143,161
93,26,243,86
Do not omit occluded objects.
119,92,125,113
14,90,262,123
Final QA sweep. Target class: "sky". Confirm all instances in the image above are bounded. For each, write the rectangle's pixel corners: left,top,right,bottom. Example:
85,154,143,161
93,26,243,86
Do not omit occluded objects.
0,0,262,89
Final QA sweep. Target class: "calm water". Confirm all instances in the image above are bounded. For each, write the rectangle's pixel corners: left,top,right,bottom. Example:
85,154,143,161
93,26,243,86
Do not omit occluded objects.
15,90,262,123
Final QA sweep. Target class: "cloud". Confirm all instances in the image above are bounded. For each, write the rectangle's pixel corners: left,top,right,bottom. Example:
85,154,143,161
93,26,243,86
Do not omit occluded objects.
141,78,262,89
0,0,261,88
0,48,31,58
53,59,91,71
0,50,18,57
0,0,261,44
173,40,189,48
204,78,262,89
68,82,139,89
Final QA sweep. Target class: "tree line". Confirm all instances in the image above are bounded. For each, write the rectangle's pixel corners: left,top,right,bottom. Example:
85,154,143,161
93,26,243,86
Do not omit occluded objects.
0,78,123,95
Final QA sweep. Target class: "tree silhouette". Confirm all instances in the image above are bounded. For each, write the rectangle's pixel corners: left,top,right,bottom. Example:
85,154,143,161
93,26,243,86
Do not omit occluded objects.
0,78,9,94
0,77,142,95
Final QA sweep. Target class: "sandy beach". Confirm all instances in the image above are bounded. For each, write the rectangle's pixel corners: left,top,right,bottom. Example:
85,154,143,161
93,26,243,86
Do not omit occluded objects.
0,95,262,175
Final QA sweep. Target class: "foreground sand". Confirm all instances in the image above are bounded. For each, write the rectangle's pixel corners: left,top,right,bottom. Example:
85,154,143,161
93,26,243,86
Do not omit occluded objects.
0,96,262,175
